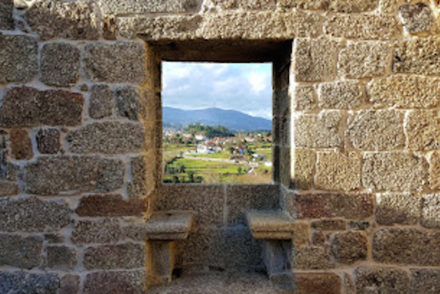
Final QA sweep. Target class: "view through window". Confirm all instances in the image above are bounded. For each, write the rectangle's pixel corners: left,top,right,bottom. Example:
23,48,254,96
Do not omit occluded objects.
162,62,273,184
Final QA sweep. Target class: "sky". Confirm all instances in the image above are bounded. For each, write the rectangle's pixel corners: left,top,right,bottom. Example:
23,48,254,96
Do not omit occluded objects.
162,62,273,119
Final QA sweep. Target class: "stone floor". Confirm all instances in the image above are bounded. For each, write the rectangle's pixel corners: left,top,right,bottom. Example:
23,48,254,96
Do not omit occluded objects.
148,270,291,294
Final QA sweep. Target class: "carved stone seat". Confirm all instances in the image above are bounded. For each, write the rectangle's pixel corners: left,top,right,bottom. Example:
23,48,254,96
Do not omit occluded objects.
145,211,194,287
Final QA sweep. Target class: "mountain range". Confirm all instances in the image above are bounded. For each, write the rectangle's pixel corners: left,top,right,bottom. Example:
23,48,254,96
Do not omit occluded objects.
163,107,272,131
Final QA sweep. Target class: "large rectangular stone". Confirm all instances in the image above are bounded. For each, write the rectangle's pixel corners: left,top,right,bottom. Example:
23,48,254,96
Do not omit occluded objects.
76,194,146,217
422,194,440,229
84,243,145,270
0,234,42,269
0,35,37,83
100,0,202,14
72,219,122,245
294,273,341,294
325,15,399,39
25,156,124,196
0,272,59,294
406,110,440,151
84,271,145,294
291,148,315,190
0,0,13,29
354,266,410,294
318,81,363,109
376,193,421,225
279,0,378,12
411,269,440,294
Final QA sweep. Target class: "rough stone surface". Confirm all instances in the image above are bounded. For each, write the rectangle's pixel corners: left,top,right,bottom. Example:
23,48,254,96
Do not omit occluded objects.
326,15,399,40
84,271,145,294
354,266,410,294
60,275,80,294
0,272,59,294
293,193,374,220
294,38,338,82
293,111,342,148
84,42,146,83
66,121,145,154
280,0,378,12
339,42,390,79
318,81,362,109
347,110,404,151
311,219,346,231
206,0,274,10
362,152,427,192
373,228,440,266
40,43,80,87
410,269,440,294
115,86,144,121
315,151,361,191
294,273,341,294
293,85,316,111
292,148,315,190
128,156,148,198
0,234,42,269
25,156,124,195
76,194,146,217
407,110,440,151
84,243,145,270
0,35,37,83
0,181,19,196
72,219,122,244
430,152,440,190
10,129,33,160
399,3,435,33
0,197,70,232
36,128,61,154
26,0,100,40
0,0,13,30
421,194,440,229
89,85,114,119
0,87,83,128
46,246,77,271
376,193,421,225
393,37,440,75
367,75,440,108
293,246,334,269
331,231,367,264
101,0,202,14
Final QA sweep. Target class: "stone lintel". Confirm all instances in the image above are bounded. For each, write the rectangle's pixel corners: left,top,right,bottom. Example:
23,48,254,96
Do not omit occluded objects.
246,211,294,240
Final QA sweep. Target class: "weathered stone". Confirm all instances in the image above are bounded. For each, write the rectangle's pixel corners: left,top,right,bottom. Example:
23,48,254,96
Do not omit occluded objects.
72,219,122,244
362,152,427,192
128,156,148,198
115,86,144,121
294,38,338,82
0,197,70,232
0,272,59,294
0,35,37,83
0,235,42,269
354,266,410,294
226,185,280,225
429,152,440,190
347,110,404,151
410,269,440,294
379,0,401,14
422,194,440,229
40,43,80,87
280,0,378,12
84,271,145,294
60,275,80,294
89,85,114,119
326,15,399,40
367,75,440,108
393,37,440,75
373,228,440,266
293,193,374,220
76,194,146,217
349,221,370,231
376,193,421,225
0,0,13,29
10,129,33,160
0,87,83,128
293,246,334,269
84,243,145,270
25,156,124,195
46,246,76,271
407,110,440,151
67,122,144,154
0,181,19,196
247,211,294,240
44,234,64,244
339,42,390,79
292,148,315,190
318,81,363,109
311,219,346,231
294,273,341,294
331,231,367,264
139,211,194,240
26,0,99,40
84,42,146,83
316,151,361,191
100,0,202,14
399,3,435,33
293,85,316,111
293,111,342,148
36,128,60,154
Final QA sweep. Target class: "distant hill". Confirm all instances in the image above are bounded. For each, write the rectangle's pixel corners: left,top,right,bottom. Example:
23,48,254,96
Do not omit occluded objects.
163,107,272,131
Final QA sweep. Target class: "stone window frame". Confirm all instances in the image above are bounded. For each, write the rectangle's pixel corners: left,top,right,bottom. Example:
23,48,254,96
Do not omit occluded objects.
143,40,293,188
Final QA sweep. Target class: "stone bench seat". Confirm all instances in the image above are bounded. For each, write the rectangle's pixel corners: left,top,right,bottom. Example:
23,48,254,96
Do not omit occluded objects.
145,211,194,287
246,210,295,240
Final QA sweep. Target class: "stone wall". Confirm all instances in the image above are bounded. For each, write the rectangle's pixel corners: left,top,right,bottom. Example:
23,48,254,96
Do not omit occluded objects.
0,0,439,293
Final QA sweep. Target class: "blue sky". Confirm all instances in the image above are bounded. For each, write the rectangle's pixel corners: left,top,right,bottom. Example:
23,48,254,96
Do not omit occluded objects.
162,62,273,119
